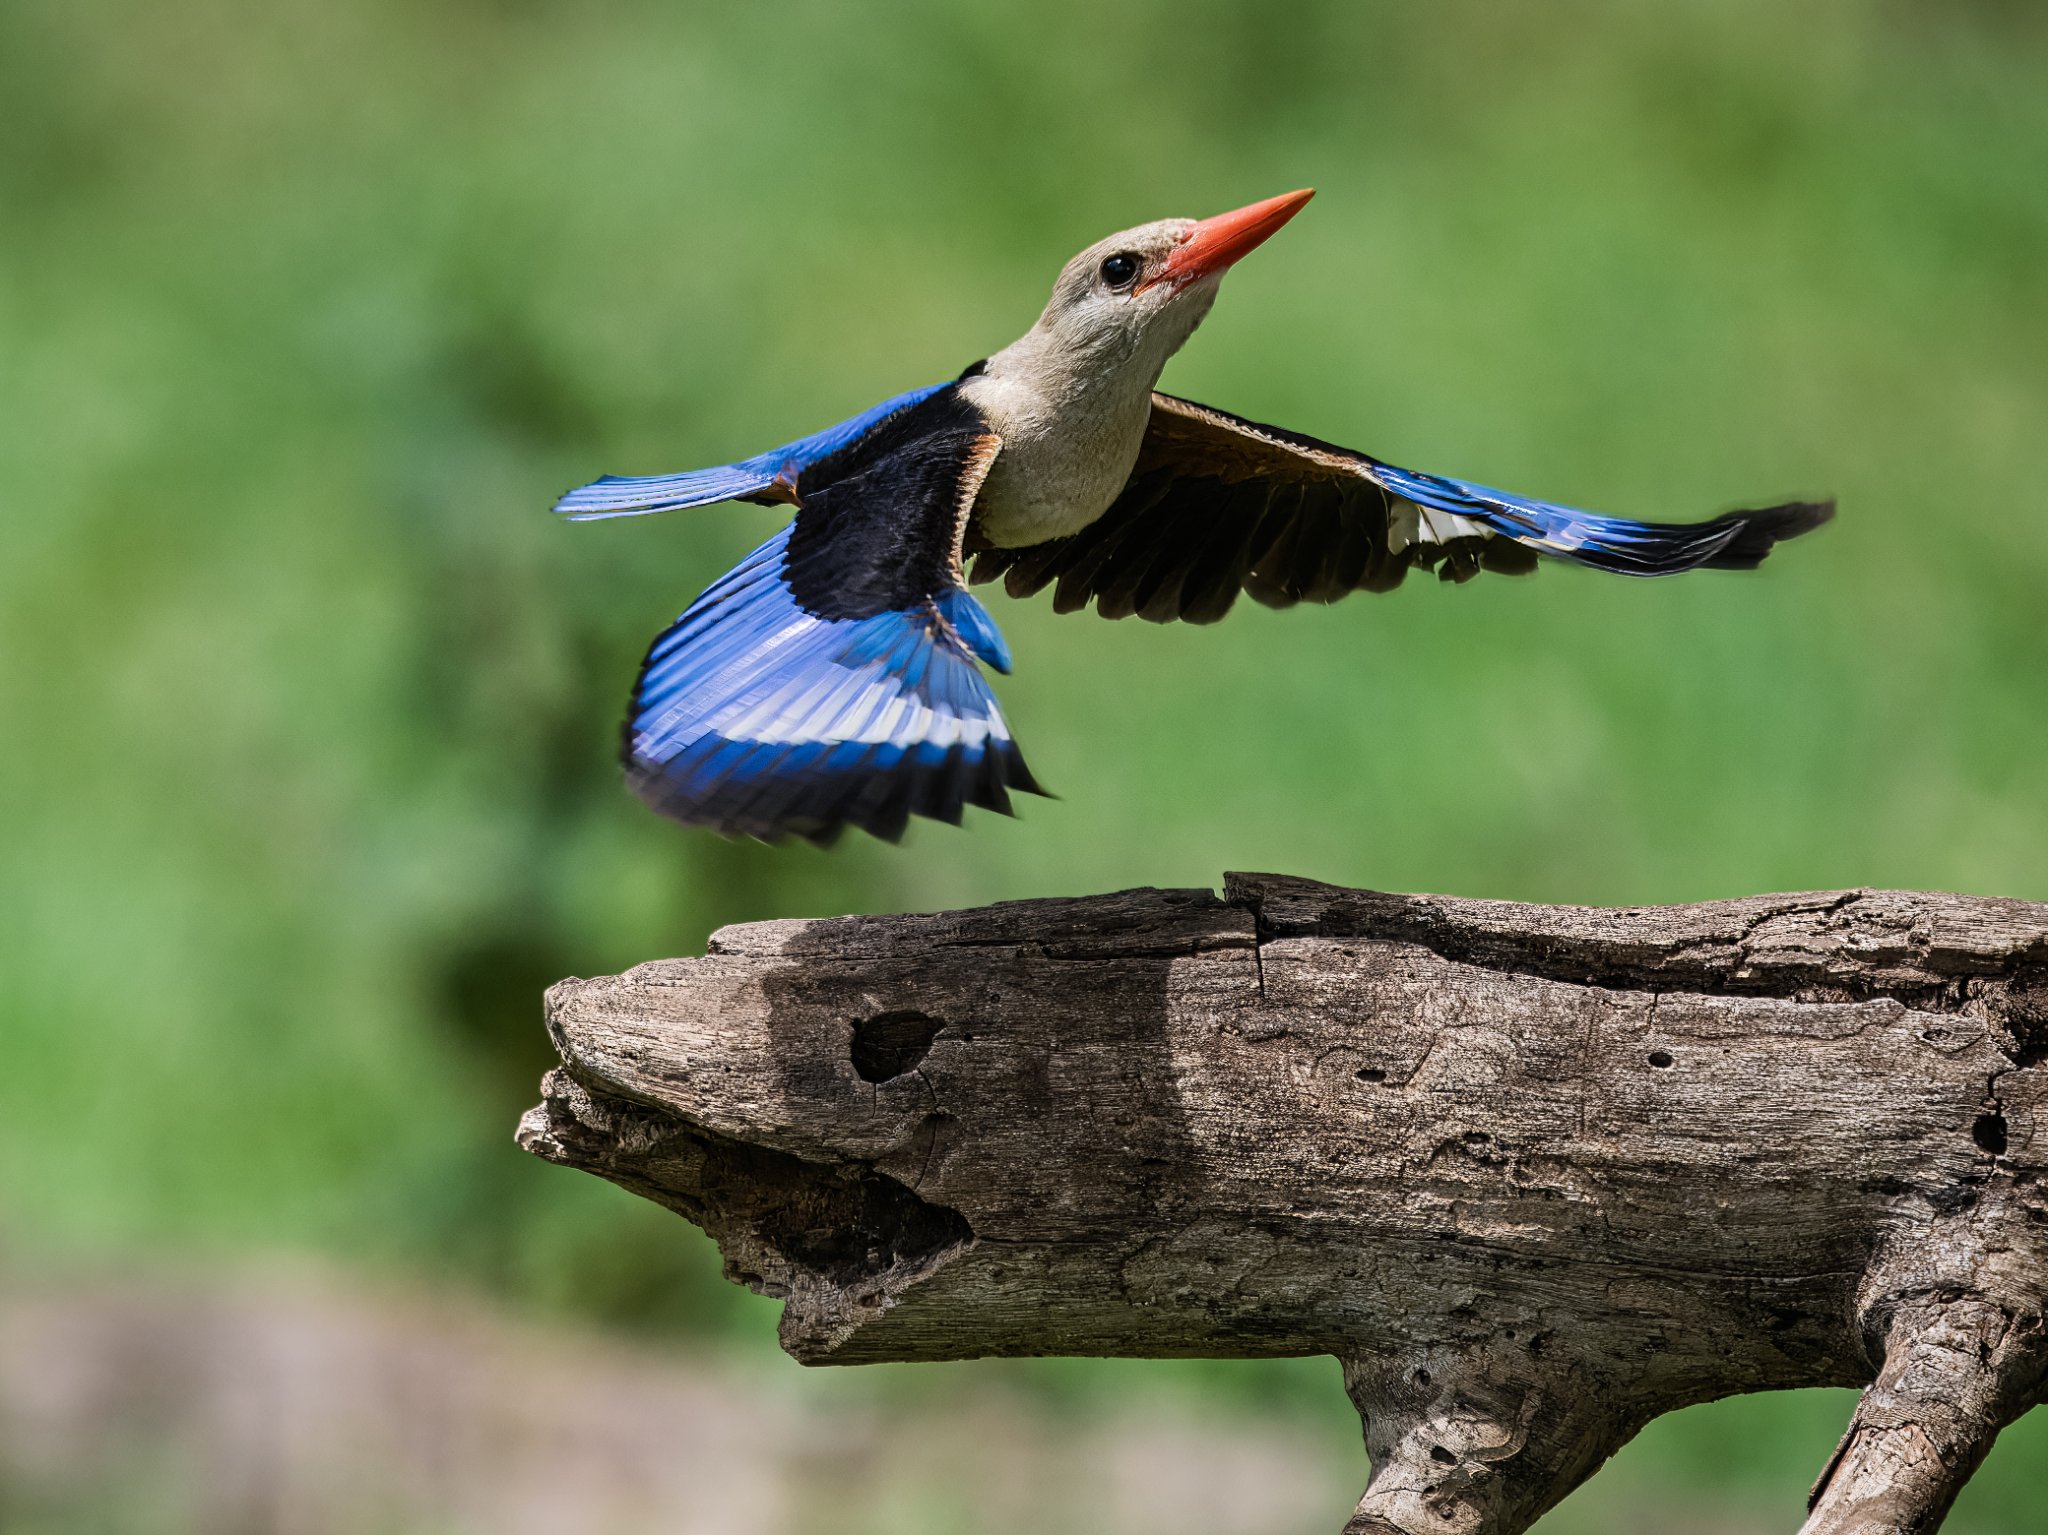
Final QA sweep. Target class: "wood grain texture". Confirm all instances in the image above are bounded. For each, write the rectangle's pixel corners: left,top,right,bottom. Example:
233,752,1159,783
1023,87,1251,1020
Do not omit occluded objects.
518,875,2048,1535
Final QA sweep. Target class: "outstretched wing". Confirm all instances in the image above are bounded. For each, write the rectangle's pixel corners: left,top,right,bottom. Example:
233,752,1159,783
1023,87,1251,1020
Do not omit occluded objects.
552,381,952,520
622,388,1042,846
971,393,1833,624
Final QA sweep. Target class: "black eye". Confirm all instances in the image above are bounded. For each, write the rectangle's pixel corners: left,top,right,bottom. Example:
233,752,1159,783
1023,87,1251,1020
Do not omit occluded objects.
1099,252,1141,289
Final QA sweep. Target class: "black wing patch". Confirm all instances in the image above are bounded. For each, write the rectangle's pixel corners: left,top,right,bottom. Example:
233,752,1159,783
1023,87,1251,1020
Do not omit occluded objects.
786,387,994,619
970,394,1534,624
971,392,1827,624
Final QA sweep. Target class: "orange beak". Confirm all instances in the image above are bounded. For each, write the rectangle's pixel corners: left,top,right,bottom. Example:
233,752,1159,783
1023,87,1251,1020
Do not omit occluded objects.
1139,188,1314,294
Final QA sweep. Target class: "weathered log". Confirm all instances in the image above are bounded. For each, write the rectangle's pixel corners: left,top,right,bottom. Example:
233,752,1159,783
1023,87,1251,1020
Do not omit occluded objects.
517,874,2048,1534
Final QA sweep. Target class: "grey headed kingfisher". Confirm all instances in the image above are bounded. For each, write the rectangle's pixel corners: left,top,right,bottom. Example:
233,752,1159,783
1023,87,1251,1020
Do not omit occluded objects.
555,190,1832,846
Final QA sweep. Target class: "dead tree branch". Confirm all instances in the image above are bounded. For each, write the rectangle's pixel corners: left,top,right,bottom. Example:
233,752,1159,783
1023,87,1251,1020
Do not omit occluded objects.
518,875,2048,1534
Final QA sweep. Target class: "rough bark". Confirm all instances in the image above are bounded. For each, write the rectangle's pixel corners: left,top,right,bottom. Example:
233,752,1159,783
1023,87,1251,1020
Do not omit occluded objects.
518,875,2048,1534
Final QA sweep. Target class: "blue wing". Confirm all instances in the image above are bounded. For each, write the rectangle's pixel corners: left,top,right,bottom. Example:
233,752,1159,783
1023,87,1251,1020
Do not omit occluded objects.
1367,463,1834,577
596,384,1042,845
552,381,952,521
973,393,1832,622
626,525,1039,845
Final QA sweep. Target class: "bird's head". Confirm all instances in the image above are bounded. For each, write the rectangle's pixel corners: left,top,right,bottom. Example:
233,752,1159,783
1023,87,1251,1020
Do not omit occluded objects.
1021,189,1314,380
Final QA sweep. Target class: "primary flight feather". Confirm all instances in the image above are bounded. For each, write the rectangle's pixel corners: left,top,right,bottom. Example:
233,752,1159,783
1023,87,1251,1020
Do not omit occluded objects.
556,189,1832,845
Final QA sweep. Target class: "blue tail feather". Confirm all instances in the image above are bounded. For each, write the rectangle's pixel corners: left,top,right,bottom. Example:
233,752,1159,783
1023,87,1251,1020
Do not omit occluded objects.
938,586,1013,672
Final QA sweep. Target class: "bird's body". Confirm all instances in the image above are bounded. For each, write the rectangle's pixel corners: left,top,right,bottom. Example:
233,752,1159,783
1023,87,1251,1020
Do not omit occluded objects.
959,364,1153,548
960,218,1221,545
556,191,1833,845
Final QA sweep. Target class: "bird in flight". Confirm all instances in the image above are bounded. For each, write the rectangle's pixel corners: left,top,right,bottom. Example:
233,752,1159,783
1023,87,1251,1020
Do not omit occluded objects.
556,189,1831,846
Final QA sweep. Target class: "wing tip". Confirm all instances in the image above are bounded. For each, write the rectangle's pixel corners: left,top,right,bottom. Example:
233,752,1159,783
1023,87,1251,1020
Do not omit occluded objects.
1704,497,1837,570
552,465,784,521
551,477,670,520
625,737,1047,847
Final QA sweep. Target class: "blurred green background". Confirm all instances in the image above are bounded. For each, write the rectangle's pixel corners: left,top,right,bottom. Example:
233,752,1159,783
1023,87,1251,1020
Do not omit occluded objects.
3,0,2045,1529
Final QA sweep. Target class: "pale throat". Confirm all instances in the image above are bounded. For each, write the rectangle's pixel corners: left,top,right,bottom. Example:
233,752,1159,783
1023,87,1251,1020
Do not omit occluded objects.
960,297,1212,552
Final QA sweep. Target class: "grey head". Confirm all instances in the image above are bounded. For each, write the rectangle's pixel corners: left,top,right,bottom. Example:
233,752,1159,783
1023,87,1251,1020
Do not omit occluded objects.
962,189,1315,549
984,189,1317,404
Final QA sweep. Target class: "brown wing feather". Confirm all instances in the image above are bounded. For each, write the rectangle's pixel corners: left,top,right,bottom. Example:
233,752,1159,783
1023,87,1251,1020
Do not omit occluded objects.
969,393,1516,624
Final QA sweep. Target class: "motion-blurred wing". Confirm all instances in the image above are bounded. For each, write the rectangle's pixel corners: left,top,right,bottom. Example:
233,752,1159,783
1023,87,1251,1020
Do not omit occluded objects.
971,393,1832,624
553,380,951,520
625,390,1042,845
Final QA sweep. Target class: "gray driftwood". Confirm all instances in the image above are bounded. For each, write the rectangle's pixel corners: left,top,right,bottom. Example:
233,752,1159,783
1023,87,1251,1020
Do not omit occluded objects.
518,874,2048,1534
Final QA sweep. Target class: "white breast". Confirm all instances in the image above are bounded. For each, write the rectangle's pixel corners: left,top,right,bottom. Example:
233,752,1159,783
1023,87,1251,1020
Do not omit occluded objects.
958,368,1156,549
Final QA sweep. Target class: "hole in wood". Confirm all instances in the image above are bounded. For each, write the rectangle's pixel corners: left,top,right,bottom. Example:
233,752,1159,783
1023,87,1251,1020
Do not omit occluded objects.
851,1010,946,1082
1648,1050,1676,1069
1356,1067,1387,1083
1974,1110,2009,1156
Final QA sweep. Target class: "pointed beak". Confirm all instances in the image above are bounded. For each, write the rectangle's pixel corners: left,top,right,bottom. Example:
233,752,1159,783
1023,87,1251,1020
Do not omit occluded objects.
1139,188,1314,294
